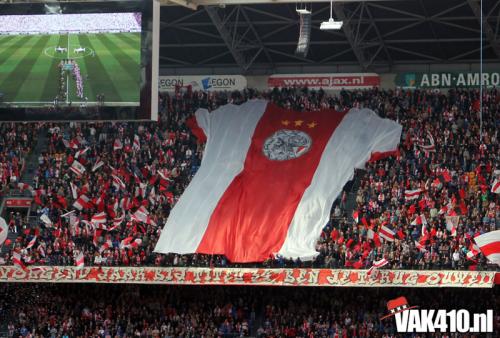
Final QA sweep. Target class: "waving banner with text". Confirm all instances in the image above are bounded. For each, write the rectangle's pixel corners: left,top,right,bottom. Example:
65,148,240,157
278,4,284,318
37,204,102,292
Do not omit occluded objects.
0,266,495,288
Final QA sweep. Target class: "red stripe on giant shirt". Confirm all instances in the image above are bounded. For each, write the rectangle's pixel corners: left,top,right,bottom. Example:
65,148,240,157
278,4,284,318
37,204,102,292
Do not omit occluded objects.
196,104,348,262
478,241,500,257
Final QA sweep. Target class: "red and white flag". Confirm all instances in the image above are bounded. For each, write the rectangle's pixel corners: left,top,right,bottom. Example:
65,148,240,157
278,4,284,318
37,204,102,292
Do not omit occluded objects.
158,169,170,181
25,236,37,250
61,210,75,219
373,257,389,268
352,210,359,223
0,217,8,246
12,252,27,270
415,240,427,252
405,189,422,200
411,214,423,226
91,212,107,224
138,182,147,198
120,237,142,249
99,239,113,253
133,134,141,151
131,207,156,226
70,215,81,237
37,244,46,258
120,196,131,211
367,257,389,277
367,228,381,247
445,215,459,237
73,195,91,211
113,139,123,151
70,160,86,177
154,101,402,262
112,175,126,191
40,214,53,227
474,230,500,266
491,178,500,194
75,147,89,159
75,251,84,269
92,159,105,172
418,131,435,153
379,225,396,242
466,243,480,261
17,182,33,192
113,213,125,227
70,182,78,199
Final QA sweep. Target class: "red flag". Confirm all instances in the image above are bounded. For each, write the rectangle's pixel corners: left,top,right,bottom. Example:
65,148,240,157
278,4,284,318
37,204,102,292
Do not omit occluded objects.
352,211,359,223
352,259,364,269
330,228,339,241
397,229,405,240
408,204,416,215
56,195,68,209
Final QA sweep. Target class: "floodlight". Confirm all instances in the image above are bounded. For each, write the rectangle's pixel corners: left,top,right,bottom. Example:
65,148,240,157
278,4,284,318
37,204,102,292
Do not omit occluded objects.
296,2,311,15
296,8,311,15
320,18,343,30
320,1,343,30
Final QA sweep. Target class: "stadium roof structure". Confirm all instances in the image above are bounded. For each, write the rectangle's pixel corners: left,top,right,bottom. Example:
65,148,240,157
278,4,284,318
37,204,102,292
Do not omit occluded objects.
159,0,500,74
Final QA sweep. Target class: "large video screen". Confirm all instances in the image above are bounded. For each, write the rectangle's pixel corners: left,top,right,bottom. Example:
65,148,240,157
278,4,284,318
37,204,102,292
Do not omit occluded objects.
0,1,158,121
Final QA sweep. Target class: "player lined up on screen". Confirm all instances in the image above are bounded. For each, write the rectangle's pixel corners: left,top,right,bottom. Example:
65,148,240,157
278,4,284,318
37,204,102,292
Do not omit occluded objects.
0,13,141,35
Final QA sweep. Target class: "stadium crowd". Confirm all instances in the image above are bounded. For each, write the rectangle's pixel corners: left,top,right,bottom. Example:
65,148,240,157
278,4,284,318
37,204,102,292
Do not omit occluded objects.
0,284,498,337
0,13,141,35
0,87,498,271
0,123,38,192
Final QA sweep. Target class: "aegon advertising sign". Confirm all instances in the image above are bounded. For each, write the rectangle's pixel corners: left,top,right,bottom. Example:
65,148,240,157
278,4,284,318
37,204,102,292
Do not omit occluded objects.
158,75,247,92
396,72,500,88
268,73,380,90
0,266,495,288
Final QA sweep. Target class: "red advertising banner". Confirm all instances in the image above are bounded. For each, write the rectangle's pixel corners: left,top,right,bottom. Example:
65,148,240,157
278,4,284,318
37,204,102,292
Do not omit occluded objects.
268,73,380,90
0,266,494,288
4,198,32,207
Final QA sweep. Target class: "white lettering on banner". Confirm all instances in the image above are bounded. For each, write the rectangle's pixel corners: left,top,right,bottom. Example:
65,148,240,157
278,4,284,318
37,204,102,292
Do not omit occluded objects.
431,74,440,87
0,266,496,287
421,74,430,87
441,74,451,87
267,73,380,90
492,73,500,85
158,75,247,92
400,72,500,88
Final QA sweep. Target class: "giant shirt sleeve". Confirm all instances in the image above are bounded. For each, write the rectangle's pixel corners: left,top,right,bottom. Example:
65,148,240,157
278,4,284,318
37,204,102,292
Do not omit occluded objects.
277,109,402,260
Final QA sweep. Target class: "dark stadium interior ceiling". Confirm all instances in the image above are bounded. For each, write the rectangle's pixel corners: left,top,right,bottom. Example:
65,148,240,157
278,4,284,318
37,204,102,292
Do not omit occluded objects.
160,0,500,73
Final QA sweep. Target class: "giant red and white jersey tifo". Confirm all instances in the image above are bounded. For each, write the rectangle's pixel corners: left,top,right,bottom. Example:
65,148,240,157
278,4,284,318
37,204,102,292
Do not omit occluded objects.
154,100,402,262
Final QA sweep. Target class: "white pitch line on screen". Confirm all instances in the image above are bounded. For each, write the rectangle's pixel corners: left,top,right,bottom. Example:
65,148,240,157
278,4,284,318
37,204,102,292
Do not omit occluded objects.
66,33,70,104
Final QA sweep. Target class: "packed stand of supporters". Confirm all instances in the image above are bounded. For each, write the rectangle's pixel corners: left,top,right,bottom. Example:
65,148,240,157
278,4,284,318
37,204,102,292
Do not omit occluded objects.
0,13,141,35
0,123,38,192
0,284,498,337
0,87,498,270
